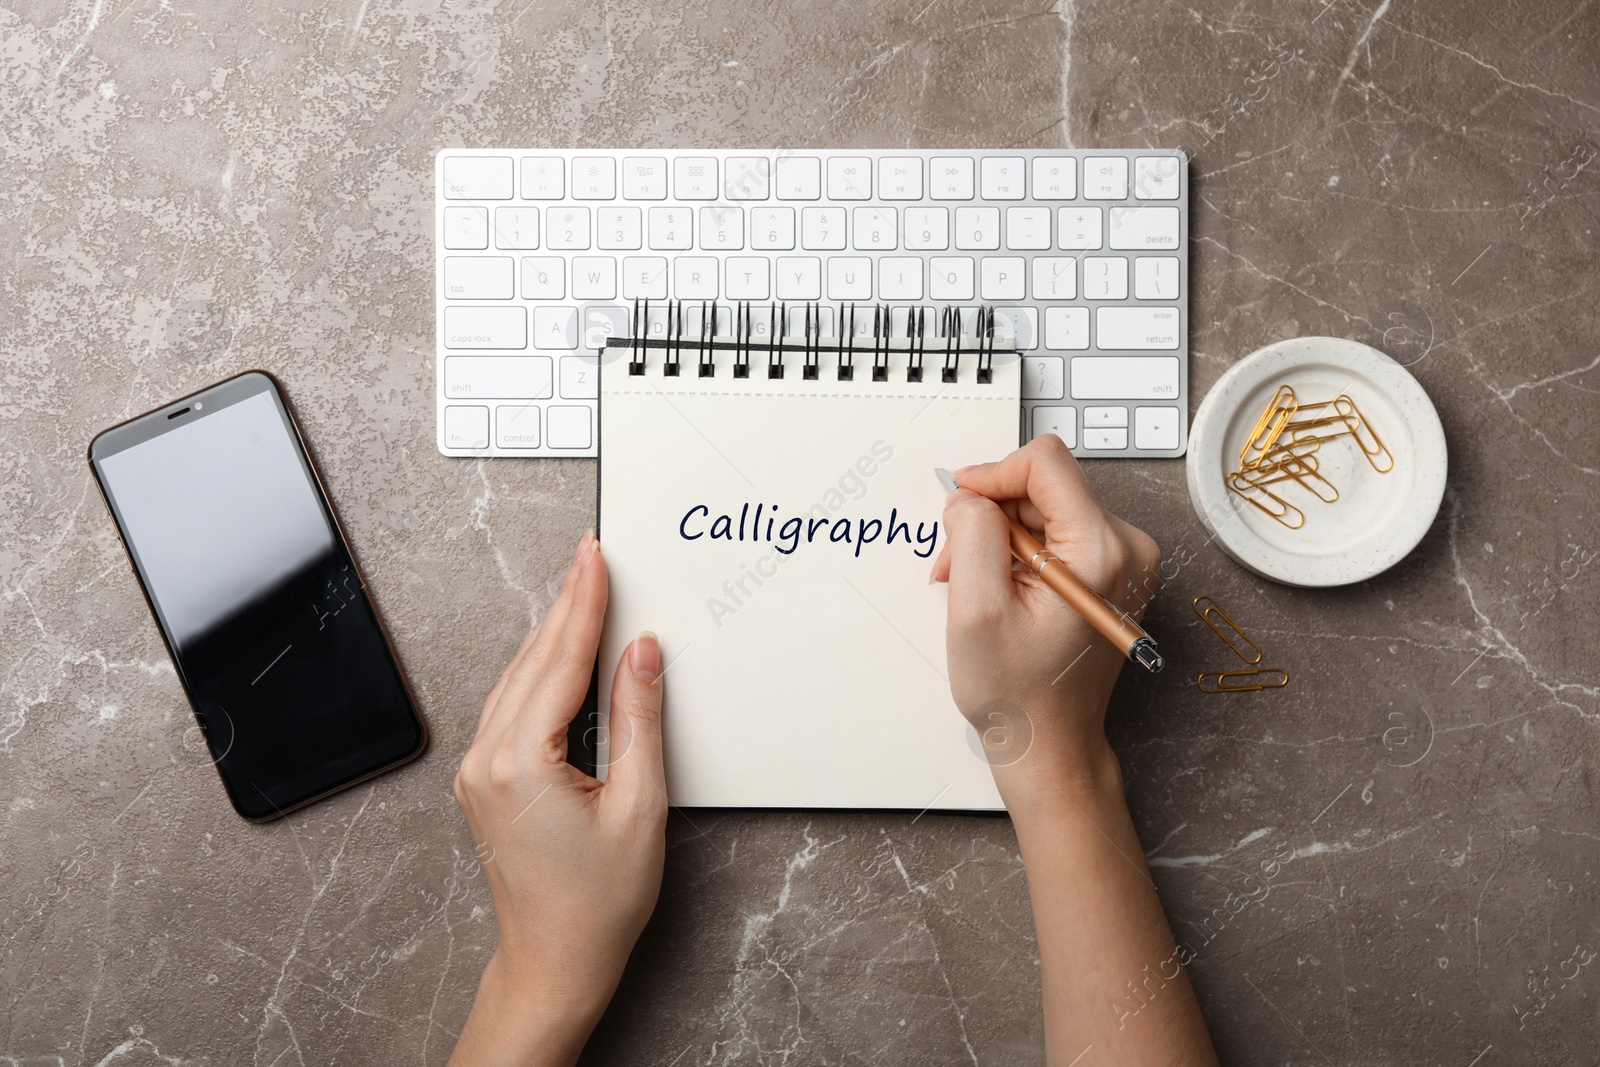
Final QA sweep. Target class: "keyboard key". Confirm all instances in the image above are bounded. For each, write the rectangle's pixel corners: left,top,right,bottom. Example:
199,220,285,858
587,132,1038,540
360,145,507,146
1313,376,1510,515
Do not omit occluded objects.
878,257,923,300
520,257,564,299
826,257,872,299
1083,156,1128,199
1059,207,1103,250
853,207,897,250
904,207,949,250
980,157,1026,200
1109,206,1180,250
581,305,628,349
1134,257,1180,299
444,206,489,249
827,157,872,200
546,207,591,250
533,306,578,349
955,207,1000,250
929,157,975,199
1032,257,1076,300
1095,306,1180,349
1083,405,1128,427
775,257,822,300
448,355,553,399
775,156,821,200
1083,427,1128,449
547,405,592,449
560,356,599,399
492,207,539,249
622,257,668,300
1071,355,1180,398
699,206,744,250
1134,156,1181,200
750,207,796,250
1005,206,1052,250
801,207,846,250
519,157,563,199
1031,405,1076,448
674,158,718,199
444,405,489,448
1032,157,1076,199
571,257,617,300
444,355,552,398
991,306,1037,349
1044,306,1089,349
1134,405,1182,449
647,207,692,250
744,304,782,340
1022,355,1065,399
786,303,834,335
444,257,513,300
725,157,770,200
682,304,732,336
597,207,642,249
878,157,923,200
571,157,615,199
725,258,770,299
444,306,526,349
443,156,513,199
622,156,667,199
980,257,1025,300
929,257,975,300
1083,257,1128,299
496,403,539,448
675,257,718,299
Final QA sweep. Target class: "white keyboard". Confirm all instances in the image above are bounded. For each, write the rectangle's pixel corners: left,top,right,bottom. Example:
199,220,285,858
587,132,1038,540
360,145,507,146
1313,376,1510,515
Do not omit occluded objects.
434,149,1189,458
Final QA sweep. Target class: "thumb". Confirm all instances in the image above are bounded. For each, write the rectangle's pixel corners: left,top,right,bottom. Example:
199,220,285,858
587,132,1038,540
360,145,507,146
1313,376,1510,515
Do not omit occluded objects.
941,489,1019,616
604,631,666,806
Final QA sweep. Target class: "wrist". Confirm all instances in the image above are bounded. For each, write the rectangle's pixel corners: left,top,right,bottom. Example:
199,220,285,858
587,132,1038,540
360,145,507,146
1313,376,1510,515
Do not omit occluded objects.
990,729,1125,823
460,951,610,1067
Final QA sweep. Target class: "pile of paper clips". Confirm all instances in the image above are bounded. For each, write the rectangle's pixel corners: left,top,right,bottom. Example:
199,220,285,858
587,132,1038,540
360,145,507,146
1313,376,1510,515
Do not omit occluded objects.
1227,385,1395,529
1193,596,1288,693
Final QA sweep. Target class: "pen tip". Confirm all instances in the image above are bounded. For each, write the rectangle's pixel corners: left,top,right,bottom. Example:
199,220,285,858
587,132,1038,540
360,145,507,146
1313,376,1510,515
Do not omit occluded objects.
934,467,959,493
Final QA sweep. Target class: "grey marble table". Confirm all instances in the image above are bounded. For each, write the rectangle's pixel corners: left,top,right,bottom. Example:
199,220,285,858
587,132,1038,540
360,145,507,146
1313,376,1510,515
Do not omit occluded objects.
4,0,1598,1062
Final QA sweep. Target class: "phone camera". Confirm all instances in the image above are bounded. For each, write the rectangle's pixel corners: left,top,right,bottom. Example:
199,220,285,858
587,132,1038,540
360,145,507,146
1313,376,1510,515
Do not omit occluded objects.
194,401,204,410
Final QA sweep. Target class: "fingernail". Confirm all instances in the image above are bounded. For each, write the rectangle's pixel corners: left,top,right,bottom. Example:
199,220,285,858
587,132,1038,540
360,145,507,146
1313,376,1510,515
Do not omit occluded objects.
573,529,594,562
629,631,661,680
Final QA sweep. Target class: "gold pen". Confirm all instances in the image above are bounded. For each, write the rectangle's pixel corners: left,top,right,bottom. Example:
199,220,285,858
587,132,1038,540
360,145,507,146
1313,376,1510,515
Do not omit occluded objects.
936,468,1164,673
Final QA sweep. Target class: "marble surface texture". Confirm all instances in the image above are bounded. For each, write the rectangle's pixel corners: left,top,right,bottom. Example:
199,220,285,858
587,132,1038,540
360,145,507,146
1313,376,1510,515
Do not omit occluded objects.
4,0,1598,1062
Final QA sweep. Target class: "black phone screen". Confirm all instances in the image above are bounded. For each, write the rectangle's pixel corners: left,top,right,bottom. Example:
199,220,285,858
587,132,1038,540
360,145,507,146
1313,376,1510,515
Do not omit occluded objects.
90,372,424,819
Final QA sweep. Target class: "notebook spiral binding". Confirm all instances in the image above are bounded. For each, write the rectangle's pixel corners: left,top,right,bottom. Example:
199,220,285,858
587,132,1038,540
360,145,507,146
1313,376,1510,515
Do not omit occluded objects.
619,300,1006,385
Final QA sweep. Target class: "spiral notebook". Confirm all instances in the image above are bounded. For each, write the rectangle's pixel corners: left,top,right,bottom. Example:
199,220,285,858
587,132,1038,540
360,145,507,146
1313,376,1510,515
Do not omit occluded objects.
597,303,1020,809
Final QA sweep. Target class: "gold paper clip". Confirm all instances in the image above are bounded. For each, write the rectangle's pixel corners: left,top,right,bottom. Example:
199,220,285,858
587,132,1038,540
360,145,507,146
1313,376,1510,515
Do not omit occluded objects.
1197,668,1290,693
1238,385,1298,470
1241,449,1339,503
1332,394,1395,473
1191,596,1263,664
1226,472,1306,529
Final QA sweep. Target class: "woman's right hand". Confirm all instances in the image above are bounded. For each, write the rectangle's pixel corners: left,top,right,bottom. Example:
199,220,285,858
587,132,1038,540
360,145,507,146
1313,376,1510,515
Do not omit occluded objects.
929,435,1162,797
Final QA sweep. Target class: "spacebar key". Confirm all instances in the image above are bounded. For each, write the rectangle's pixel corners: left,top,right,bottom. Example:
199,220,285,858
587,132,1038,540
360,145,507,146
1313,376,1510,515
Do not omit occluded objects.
1095,306,1180,350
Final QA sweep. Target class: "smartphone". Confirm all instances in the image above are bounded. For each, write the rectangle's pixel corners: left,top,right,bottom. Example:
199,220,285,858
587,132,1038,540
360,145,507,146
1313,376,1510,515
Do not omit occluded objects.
88,371,427,821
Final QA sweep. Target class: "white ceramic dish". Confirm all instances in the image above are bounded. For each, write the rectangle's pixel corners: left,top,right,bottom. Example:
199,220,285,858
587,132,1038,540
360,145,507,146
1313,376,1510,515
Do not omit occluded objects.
1186,336,1447,587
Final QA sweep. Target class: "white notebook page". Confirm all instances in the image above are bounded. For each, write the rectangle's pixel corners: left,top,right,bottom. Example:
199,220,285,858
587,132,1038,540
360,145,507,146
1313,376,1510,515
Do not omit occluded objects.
598,341,1020,809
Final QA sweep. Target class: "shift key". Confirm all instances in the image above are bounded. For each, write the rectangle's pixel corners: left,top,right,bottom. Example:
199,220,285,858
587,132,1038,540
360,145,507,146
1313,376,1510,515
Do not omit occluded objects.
444,306,527,349
445,356,553,399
